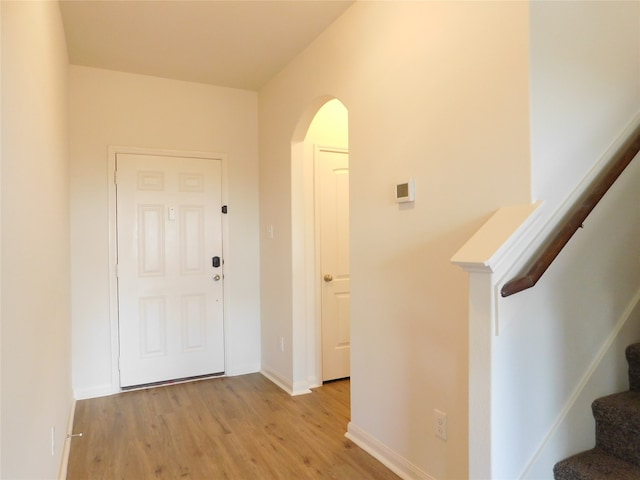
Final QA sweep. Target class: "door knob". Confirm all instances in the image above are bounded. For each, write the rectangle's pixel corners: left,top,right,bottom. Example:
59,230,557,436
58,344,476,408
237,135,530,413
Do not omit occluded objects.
324,274,333,282
213,274,221,282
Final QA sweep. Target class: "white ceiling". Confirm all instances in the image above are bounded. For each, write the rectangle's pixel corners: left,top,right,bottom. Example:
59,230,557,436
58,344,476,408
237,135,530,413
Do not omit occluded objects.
59,0,354,91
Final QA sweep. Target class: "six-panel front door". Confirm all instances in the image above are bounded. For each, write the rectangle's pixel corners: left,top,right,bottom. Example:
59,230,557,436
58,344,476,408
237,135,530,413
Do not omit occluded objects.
116,153,225,387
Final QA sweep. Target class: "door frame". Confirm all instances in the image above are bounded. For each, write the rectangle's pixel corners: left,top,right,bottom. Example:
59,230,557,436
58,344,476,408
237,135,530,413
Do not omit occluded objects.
107,146,229,392
290,95,349,394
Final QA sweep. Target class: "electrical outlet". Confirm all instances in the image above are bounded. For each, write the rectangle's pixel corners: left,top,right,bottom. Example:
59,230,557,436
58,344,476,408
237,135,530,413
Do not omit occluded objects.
434,409,447,440
279,336,285,352
50,426,55,456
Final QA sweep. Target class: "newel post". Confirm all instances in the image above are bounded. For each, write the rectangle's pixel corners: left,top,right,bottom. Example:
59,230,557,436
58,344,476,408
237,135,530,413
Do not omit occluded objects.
454,260,496,479
451,202,543,479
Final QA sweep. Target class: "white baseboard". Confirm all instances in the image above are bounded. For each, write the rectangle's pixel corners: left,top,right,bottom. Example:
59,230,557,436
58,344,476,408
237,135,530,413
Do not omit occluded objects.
73,383,118,400
260,366,293,394
58,399,77,480
291,379,312,396
260,367,312,396
307,374,321,389
346,422,435,480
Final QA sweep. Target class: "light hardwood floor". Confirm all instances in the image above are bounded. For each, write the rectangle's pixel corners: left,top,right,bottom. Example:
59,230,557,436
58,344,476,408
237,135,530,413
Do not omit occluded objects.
67,374,401,479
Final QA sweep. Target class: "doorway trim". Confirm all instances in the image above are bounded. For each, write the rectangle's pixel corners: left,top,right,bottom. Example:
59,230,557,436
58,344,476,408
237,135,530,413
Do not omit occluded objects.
290,96,349,392
107,146,229,394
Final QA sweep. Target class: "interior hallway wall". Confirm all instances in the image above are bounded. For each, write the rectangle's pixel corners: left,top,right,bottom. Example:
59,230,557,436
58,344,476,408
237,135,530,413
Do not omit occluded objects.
530,1,640,209
259,2,531,478
1,1,72,478
69,66,261,398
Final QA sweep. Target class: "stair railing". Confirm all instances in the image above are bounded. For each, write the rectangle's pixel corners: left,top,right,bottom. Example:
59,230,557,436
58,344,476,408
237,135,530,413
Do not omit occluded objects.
501,125,640,297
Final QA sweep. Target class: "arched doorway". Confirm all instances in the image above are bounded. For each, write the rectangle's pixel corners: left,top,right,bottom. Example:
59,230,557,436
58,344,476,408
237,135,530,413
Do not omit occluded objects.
290,97,349,390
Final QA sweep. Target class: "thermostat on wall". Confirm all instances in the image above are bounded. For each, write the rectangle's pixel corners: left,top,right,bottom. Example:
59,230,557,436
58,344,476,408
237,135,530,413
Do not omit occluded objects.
395,179,415,203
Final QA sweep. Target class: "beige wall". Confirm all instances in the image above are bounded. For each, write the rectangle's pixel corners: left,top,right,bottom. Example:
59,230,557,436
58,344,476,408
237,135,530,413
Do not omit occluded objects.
1,1,72,478
530,0,640,208
259,2,531,478
69,66,261,398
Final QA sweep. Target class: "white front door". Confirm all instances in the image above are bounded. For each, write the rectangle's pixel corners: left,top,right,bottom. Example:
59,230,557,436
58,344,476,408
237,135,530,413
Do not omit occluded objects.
317,146,350,381
116,153,225,387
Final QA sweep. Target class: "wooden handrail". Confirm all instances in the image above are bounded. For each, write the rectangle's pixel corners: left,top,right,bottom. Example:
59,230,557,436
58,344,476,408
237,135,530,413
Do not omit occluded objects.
501,125,640,297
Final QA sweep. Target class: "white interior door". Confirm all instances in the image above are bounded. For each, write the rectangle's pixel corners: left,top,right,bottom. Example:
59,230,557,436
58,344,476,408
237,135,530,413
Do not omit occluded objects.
317,147,350,381
116,153,225,387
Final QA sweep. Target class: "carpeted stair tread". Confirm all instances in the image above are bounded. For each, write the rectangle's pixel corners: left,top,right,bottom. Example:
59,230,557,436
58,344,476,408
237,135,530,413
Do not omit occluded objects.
592,391,640,466
593,390,640,431
554,448,640,480
553,344,640,479
626,343,640,392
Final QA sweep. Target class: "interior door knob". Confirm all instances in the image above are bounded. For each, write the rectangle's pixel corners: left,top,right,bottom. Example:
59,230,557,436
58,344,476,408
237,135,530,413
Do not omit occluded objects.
324,274,333,282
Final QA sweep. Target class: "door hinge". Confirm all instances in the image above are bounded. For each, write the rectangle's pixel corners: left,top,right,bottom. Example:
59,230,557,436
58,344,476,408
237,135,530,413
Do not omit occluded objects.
114,170,118,185
222,205,228,214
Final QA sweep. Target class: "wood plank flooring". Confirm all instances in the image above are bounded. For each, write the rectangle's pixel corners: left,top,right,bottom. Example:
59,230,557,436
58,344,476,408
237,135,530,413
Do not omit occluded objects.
67,374,401,479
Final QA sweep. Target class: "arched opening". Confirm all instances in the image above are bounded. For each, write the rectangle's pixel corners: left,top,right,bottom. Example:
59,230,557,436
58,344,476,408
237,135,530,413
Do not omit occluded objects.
290,97,349,392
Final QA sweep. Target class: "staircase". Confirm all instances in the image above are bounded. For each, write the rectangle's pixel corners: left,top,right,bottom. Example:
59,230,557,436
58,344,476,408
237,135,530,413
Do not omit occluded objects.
554,344,640,479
